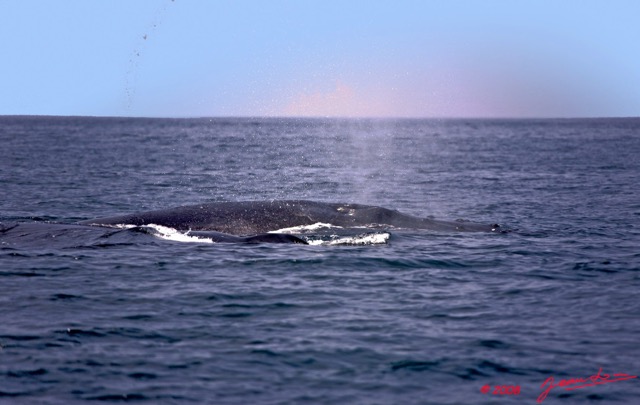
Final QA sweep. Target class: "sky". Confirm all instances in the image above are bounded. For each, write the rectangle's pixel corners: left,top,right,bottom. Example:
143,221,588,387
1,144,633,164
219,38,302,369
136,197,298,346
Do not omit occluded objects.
1,0,639,118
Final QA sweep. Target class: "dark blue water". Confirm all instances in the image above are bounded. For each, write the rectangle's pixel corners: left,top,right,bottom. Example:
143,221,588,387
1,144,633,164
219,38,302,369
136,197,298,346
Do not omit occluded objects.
1,116,639,404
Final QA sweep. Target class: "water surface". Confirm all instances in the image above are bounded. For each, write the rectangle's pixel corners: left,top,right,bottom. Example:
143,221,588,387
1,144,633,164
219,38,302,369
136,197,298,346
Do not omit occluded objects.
1,117,639,404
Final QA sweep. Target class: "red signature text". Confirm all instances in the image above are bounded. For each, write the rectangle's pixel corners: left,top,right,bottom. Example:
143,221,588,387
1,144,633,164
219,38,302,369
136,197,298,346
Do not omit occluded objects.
537,367,637,403
480,384,520,395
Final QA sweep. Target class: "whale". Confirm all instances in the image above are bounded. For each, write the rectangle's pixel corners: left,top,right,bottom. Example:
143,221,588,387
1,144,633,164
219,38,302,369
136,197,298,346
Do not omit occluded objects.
79,200,501,234
1,201,502,249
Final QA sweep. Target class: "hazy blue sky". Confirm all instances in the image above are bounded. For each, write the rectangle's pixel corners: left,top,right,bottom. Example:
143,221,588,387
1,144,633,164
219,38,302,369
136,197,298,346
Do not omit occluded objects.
1,0,639,118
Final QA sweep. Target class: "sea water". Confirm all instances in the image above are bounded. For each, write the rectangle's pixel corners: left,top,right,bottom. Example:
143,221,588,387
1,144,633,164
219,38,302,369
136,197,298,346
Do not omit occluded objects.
1,116,639,404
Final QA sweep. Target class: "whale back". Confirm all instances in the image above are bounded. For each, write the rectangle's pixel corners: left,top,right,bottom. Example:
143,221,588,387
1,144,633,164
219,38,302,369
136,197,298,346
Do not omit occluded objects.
79,200,498,235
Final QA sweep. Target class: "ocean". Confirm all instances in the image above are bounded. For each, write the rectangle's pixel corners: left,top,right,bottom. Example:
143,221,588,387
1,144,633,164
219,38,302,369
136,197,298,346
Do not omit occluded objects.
1,116,639,404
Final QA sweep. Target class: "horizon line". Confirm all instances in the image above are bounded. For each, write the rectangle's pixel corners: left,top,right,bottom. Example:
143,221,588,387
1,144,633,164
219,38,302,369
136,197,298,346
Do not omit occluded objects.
2,114,639,121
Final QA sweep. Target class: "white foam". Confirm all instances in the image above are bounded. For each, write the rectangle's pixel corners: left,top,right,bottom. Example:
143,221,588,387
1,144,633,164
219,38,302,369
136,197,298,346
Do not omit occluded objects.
93,223,137,229
269,222,341,233
306,232,390,246
142,224,215,243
